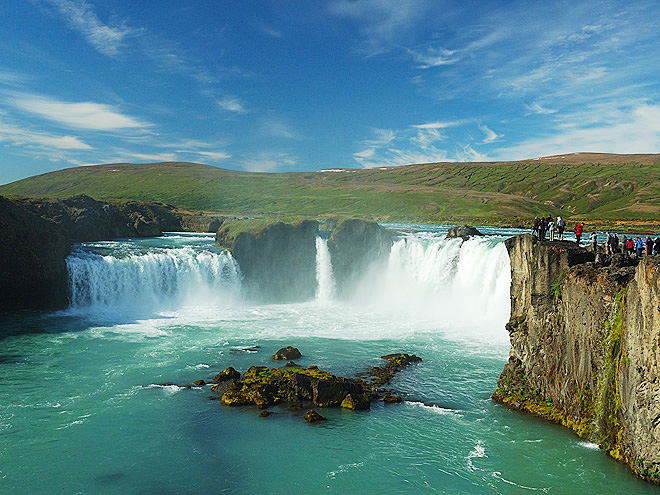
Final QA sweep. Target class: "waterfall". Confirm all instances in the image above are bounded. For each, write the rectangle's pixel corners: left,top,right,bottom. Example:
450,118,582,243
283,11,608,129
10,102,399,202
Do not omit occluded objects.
315,236,336,302
349,235,511,334
66,245,242,313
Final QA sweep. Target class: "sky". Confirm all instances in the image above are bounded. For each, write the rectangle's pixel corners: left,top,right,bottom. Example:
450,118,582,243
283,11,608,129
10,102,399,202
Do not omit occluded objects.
2,0,660,184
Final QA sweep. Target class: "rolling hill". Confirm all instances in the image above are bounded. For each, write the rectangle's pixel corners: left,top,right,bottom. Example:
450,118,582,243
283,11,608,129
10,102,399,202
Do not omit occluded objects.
2,153,660,228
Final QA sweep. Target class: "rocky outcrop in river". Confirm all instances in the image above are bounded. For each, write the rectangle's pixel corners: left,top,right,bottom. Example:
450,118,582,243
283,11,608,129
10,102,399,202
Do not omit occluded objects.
493,234,660,483
216,217,393,302
0,195,182,311
327,219,393,297
216,219,320,302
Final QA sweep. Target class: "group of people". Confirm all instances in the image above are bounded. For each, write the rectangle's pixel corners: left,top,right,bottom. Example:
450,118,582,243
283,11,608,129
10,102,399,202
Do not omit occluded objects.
605,233,660,257
532,215,660,256
532,215,566,241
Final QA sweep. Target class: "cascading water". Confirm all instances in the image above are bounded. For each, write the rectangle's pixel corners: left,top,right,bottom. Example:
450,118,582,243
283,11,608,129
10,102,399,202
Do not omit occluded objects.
66,237,242,314
315,236,336,302
346,234,511,343
5,226,649,494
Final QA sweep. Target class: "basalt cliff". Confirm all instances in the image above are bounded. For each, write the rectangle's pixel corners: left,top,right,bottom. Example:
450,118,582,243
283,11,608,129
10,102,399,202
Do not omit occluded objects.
216,218,393,302
0,195,181,311
493,234,660,483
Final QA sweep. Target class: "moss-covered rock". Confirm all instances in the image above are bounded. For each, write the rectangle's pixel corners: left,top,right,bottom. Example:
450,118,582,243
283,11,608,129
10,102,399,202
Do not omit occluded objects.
304,410,327,423
273,346,302,360
340,393,371,410
202,351,422,416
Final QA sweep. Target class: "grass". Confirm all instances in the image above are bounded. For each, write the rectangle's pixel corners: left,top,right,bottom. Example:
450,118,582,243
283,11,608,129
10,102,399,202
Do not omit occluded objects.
2,154,660,228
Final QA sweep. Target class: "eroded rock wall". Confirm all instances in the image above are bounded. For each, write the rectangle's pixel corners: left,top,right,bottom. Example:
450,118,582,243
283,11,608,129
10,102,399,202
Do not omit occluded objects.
327,219,393,298
0,195,182,311
217,220,320,303
494,234,660,483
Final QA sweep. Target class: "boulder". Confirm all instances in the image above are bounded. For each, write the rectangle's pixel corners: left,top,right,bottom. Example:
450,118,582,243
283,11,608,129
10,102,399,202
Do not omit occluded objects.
340,393,371,410
273,346,302,360
213,367,241,383
304,410,327,423
446,225,483,240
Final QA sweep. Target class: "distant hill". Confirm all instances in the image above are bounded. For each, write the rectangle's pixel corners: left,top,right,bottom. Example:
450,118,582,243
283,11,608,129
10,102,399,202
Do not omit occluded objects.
2,153,660,227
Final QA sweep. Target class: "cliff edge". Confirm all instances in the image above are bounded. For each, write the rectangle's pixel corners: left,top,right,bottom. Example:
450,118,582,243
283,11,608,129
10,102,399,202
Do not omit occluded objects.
0,195,182,311
493,234,660,483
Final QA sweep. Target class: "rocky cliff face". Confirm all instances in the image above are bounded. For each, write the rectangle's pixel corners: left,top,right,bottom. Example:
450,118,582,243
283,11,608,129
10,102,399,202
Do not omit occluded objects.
0,195,182,311
216,220,320,302
216,218,393,302
493,234,660,483
327,219,393,298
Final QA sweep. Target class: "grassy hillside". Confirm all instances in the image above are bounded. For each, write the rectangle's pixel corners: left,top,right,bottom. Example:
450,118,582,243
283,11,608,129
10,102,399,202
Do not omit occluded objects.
2,153,660,228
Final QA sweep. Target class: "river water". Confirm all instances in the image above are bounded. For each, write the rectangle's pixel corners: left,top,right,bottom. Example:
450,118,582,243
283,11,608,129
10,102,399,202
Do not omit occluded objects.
0,226,652,494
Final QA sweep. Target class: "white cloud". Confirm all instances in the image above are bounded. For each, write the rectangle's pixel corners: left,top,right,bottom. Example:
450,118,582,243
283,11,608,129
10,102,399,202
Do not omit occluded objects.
218,96,248,114
10,94,149,131
493,103,660,160
479,124,499,144
327,0,430,54
408,46,458,69
129,152,178,162
48,0,134,57
413,121,464,129
354,148,375,159
525,102,557,115
196,151,231,162
259,118,300,140
240,152,297,173
0,120,91,150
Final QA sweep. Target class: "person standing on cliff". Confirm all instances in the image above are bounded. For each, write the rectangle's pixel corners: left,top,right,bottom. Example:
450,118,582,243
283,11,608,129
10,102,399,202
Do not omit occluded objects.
539,216,547,241
532,217,540,236
548,218,556,241
557,216,565,240
574,223,584,246
635,237,644,257
590,231,598,252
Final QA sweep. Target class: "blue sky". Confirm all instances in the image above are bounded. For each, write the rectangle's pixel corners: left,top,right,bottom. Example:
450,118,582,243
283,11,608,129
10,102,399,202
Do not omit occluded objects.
2,0,660,184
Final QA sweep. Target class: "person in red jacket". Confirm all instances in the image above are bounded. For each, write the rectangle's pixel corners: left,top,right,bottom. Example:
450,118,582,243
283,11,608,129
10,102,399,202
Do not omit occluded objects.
574,223,584,246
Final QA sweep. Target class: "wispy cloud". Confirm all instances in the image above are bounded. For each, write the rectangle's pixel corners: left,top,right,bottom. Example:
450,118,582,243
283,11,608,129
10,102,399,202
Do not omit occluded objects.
196,150,231,162
408,46,458,69
525,102,557,115
354,119,499,167
328,0,431,54
0,120,91,151
10,93,149,131
259,118,300,140
240,151,297,173
129,152,178,162
493,103,660,160
47,0,135,57
217,96,248,114
479,124,498,144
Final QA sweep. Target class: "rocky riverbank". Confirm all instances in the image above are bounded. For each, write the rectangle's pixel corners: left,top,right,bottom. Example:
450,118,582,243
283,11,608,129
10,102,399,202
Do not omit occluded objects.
0,194,181,311
493,234,660,483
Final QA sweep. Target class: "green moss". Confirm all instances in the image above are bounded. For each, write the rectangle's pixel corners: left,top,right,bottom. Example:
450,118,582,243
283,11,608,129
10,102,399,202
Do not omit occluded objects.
596,287,626,461
551,270,566,300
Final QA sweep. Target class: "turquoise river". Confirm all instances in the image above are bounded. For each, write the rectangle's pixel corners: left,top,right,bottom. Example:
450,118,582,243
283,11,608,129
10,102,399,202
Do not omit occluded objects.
0,225,654,494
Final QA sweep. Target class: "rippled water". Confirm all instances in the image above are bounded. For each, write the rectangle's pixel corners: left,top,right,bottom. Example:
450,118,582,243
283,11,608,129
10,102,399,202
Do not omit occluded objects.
0,228,651,494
